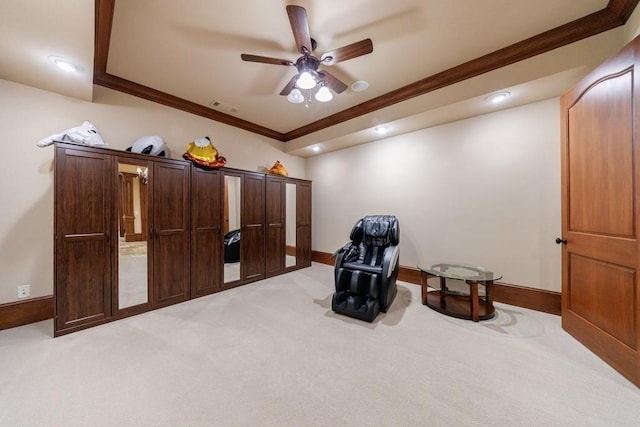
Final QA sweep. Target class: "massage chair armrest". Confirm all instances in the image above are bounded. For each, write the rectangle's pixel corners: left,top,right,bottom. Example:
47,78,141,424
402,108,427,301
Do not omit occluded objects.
334,241,359,285
382,245,400,279
333,242,359,266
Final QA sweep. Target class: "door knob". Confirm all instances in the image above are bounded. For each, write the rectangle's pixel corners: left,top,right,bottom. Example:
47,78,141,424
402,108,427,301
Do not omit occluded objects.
555,237,567,245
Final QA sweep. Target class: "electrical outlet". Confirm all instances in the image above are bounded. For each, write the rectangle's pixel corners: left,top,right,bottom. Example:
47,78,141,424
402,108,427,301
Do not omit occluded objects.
17,284,30,299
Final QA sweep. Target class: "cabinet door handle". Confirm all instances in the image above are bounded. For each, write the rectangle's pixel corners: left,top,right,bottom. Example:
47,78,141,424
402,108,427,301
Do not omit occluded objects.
555,237,567,245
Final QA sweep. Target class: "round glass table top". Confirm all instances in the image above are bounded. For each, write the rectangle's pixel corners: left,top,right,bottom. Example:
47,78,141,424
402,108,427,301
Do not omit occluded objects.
418,262,502,282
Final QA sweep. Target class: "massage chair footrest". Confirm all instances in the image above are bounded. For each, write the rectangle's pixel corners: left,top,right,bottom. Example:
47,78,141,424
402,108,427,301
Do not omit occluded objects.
331,292,380,323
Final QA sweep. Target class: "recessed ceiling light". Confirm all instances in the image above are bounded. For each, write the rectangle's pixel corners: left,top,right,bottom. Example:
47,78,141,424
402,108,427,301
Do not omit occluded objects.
486,91,510,104
48,55,84,73
312,146,320,152
374,126,388,134
351,80,369,92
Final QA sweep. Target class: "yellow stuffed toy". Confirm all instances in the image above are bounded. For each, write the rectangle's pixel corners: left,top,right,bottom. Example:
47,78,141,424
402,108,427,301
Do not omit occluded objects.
183,136,227,169
268,160,288,177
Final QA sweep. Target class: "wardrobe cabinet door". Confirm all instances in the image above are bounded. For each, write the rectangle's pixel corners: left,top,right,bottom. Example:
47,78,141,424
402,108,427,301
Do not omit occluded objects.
54,147,113,335
191,167,223,297
152,162,190,307
266,176,285,277
297,181,312,267
242,172,266,282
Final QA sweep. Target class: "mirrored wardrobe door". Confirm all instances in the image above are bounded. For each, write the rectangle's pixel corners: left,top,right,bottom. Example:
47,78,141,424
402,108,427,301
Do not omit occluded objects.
285,182,297,268
266,176,285,277
223,174,242,284
116,160,150,312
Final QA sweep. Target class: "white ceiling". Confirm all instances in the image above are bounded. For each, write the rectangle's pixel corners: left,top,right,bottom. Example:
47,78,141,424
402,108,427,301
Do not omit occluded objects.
0,0,633,157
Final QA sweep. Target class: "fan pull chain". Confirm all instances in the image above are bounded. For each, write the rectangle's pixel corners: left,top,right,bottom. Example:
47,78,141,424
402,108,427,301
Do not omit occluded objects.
305,89,312,108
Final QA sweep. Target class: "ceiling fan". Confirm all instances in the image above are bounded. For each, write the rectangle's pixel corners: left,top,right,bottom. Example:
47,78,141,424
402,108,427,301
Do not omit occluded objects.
240,5,373,102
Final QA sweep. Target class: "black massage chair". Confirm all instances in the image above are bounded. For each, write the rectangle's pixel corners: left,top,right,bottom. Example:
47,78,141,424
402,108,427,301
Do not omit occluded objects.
223,229,241,263
332,215,400,322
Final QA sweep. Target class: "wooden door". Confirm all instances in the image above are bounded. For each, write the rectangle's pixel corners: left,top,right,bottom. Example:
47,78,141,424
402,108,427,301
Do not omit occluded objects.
152,161,190,307
120,172,137,241
191,167,223,297
223,177,230,234
242,172,265,282
54,146,113,335
560,37,640,386
266,176,285,277
296,181,312,267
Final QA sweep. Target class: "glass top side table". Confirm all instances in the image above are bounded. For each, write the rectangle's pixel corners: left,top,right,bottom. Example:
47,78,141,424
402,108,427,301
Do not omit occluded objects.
418,262,502,322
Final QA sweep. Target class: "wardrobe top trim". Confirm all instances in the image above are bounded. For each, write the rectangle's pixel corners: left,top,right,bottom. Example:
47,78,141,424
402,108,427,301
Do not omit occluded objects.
53,141,310,182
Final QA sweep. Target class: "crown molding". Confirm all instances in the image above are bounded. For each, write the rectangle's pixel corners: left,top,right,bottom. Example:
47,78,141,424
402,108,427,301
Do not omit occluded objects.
94,0,640,143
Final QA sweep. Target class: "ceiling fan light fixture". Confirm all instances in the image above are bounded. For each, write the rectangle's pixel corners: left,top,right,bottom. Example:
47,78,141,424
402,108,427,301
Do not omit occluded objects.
287,88,304,103
315,85,333,102
296,71,317,89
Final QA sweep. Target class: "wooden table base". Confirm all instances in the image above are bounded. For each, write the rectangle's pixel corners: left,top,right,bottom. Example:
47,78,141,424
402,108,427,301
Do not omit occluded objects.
420,271,495,322
425,290,495,321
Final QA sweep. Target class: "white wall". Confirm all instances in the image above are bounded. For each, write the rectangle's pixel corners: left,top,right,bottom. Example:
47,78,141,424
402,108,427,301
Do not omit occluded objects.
624,4,640,42
0,79,305,304
307,98,561,291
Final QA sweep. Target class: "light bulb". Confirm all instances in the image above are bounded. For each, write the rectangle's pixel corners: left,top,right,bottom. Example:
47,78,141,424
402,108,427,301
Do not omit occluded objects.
486,91,510,104
287,88,304,103
315,86,333,102
48,55,83,73
296,71,316,90
374,126,390,135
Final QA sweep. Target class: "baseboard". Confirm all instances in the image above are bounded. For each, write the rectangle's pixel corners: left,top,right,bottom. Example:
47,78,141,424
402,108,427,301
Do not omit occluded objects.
2,255,559,330
312,250,561,316
0,295,54,330
125,233,144,242
492,283,560,315
312,250,334,265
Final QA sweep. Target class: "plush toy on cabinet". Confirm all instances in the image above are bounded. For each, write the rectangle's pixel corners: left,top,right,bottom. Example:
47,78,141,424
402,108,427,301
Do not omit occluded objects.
126,135,167,157
182,136,227,169
268,160,288,177
37,120,107,147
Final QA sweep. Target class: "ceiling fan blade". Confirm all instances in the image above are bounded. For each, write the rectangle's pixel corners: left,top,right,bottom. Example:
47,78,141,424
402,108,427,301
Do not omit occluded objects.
286,5,313,54
279,75,298,96
241,54,294,66
318,71,348,94
321,39,373,66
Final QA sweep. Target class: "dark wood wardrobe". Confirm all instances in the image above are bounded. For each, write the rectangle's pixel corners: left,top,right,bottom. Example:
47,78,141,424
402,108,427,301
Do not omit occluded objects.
265,175,312,277
54,142,312,336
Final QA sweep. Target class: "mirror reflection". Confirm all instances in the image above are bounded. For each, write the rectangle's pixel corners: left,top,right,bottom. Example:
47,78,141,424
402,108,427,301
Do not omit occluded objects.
224,175,241,283
117,161,149,309
285,183,296,268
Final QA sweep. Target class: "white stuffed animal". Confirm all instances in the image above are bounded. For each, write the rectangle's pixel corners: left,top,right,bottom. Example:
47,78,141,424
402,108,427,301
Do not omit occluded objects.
37,120,107,147
126,135,166,157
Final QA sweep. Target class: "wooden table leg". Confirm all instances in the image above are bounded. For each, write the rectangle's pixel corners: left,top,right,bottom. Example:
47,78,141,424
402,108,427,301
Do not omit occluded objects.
420,271,429,305
485,280,494,312
469,280,479,322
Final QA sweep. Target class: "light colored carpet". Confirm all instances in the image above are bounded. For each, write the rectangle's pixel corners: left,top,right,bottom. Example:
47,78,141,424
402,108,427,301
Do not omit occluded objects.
1,263,638,426
118,255,148,309
119,240,147,257
224,261,240,283
286,254,295,268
